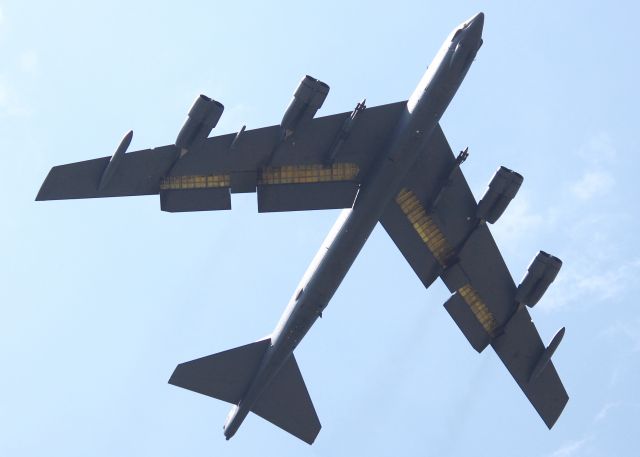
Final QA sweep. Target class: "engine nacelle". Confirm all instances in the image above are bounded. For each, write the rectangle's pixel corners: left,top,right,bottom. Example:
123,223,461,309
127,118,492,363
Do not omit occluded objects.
515,251,562,307
280,75,329,138
175,94,224,151
476,166,523,223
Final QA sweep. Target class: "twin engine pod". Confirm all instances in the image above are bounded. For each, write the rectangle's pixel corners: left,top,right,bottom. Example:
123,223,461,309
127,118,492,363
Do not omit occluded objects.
516,251,563,308
175,94,224,152
476,166,523,223
280,75,330,138
475,167,561,309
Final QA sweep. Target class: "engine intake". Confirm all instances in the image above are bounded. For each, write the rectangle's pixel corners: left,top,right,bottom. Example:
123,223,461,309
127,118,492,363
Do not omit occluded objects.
515,251,562,307
476,166,523,223
281,75,329,138
175,94,224,151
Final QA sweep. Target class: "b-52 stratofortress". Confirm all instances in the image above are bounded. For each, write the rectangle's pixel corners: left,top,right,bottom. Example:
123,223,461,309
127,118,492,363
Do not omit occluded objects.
37,12,568,444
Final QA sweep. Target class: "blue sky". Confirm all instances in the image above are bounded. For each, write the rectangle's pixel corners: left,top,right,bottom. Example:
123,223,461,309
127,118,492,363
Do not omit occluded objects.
1,1,639,456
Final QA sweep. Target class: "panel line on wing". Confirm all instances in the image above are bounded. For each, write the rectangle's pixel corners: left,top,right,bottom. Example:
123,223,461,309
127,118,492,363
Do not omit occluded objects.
395,188,454,266
458,284,497,334
161,174,231,190
160,163,360,191
395,188,498,334
259,163,359,185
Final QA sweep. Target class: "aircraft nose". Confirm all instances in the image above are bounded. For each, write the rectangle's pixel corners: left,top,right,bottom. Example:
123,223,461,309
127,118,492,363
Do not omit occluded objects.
465,12,484,32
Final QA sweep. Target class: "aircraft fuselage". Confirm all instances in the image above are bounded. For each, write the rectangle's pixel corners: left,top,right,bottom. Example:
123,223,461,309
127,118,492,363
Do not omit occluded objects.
223,12,485,440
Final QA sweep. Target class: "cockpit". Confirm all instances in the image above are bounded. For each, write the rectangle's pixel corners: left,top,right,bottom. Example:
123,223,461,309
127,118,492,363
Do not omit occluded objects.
451,28,463,42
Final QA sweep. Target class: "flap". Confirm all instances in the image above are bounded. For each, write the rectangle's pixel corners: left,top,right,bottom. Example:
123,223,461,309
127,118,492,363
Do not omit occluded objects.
257,182,358,213
444,291,491,353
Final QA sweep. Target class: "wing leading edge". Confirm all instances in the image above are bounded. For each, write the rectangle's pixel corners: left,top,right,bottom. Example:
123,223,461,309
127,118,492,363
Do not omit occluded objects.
381,124,568,428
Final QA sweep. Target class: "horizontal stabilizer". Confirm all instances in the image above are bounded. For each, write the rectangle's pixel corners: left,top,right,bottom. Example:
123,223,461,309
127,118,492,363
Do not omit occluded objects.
169,338,270,404
252,354,321,444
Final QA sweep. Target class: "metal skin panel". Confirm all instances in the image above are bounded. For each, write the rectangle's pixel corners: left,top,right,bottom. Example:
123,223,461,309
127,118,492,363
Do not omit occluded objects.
257,182,358,213
492,309,569,428
251,354,321,445
160,188,231,213
444,291,491,352
404,126,478,246
168,101,406,177
169,340,321,443
431,166,479,246
380,125,475,289
380,198,441,288
36,145,179,200
168,339,271,404
230,171,258,194
455,224,517,324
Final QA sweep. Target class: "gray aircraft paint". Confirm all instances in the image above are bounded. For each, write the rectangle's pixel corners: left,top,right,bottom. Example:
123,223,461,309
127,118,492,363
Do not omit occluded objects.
38,10,566,442
221,12,485,440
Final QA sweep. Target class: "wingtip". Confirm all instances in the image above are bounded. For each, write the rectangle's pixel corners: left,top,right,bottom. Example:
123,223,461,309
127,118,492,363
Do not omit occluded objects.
35,174,51,201
167,364,183,386
543,390,569,429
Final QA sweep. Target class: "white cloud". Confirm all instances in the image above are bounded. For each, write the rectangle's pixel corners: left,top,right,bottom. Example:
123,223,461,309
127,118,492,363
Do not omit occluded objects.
542,258,640,312
601,318,640,353
573,259,638,299
549,437,591,457
496,131,634,313
570,171,614,200
576,131,617,165
594,401,620,423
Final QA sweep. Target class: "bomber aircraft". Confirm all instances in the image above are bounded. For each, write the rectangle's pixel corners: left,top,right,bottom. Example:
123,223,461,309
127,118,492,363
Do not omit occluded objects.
37,12,568,444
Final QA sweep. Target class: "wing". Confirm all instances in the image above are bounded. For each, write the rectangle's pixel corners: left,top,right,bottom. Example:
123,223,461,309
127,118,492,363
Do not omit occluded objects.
36,101,406,213
380,125,568,428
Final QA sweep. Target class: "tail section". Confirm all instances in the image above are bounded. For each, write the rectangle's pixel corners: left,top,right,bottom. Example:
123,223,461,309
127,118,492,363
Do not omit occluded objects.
169,338,270,404
252,354,321,444
169,339,321,444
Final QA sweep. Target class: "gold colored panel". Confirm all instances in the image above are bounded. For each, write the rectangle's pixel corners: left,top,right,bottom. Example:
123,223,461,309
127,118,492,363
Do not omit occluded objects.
395,188,454,267
161,163,359,191
458,284,497,334
160,174,231,190
396,188,497,335
259,163,359,185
